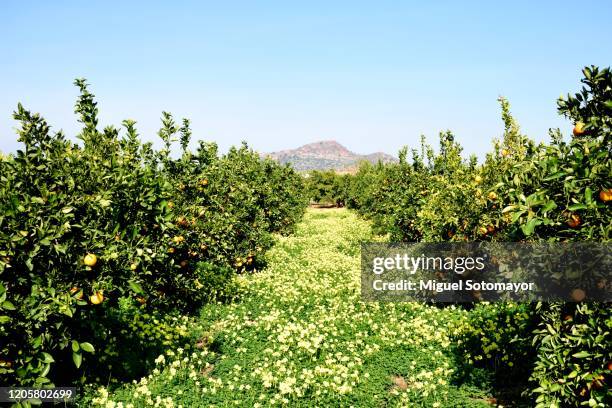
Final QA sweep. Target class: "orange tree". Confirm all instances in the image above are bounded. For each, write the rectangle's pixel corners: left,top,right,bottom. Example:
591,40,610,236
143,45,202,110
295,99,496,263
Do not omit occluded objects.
344,66,611,406
505,66,611,407
0,80,306,387
304,170,353,206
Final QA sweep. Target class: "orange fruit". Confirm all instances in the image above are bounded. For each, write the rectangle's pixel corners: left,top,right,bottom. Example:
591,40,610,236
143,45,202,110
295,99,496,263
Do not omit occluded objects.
90,291,104,305
501,149,509,157
566,213,581,228
130,263,138,271
168,247,176,254
176,216,189,227
84,253,97,267
69,286,79,295
487,192,497,200
136,296,146,305
573,121,586,136
172,235,185,244
478,226,488,235
474,175,482,184
599,189,612,202
486,225,495,234
570,288,586,302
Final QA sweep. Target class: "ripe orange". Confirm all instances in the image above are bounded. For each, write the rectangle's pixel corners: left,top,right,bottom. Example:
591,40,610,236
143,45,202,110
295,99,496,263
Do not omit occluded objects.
84,253,97,267
136,296,146,305
474,175,482,184
572,121,586,136
566,213,581,228
486,225,495,234
69,286,79,295
501,149,509,157
487,192,497,200
168,247,176,254
599,188,612,202
570,288,586,302
478,226,488,235
90,291,104,305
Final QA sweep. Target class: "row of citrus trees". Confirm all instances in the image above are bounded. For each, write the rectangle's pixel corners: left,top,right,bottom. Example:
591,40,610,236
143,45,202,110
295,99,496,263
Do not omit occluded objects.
0,79,307,387
340,66,611,406
304,170,352,206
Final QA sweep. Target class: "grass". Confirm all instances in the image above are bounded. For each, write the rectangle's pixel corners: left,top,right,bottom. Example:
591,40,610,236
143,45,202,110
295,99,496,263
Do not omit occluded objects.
82,209,499,407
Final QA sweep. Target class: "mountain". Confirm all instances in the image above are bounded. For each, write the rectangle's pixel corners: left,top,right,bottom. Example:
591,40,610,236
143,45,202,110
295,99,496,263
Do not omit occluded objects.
265,140,397,172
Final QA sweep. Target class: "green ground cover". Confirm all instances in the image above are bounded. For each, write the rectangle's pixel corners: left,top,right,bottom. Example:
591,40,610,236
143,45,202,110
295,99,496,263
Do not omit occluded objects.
83,209,501,407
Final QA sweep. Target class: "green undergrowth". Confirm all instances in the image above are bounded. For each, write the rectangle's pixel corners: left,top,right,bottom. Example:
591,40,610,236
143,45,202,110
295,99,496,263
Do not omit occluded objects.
82,209,516,407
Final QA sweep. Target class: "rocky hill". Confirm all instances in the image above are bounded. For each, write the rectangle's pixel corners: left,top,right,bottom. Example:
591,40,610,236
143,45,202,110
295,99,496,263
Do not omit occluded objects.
265,140,397,172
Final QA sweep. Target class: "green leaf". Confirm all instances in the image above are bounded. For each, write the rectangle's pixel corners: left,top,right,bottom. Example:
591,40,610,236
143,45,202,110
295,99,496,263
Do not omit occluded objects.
72,352,82,369
41,352,55,363
1,300,16,310
542,201,557,213
572,351,591,358
128,280,144,294
567,203,587,211
71,340,80,353
585,187,593,204
40,363,51,378
521,218,540,236
501,205,516,213
80,342,95,353
31,335,42,349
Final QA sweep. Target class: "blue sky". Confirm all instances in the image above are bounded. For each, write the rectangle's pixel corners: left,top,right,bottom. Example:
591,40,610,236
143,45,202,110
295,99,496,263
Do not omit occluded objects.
1,1,611,158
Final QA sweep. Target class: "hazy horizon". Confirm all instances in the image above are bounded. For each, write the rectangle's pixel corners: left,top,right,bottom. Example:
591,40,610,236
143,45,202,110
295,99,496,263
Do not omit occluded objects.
2,1,612,158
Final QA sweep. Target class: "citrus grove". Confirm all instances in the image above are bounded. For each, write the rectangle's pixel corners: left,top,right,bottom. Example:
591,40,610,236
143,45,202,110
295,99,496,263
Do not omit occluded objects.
0,79,307,390
0,66,610,407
